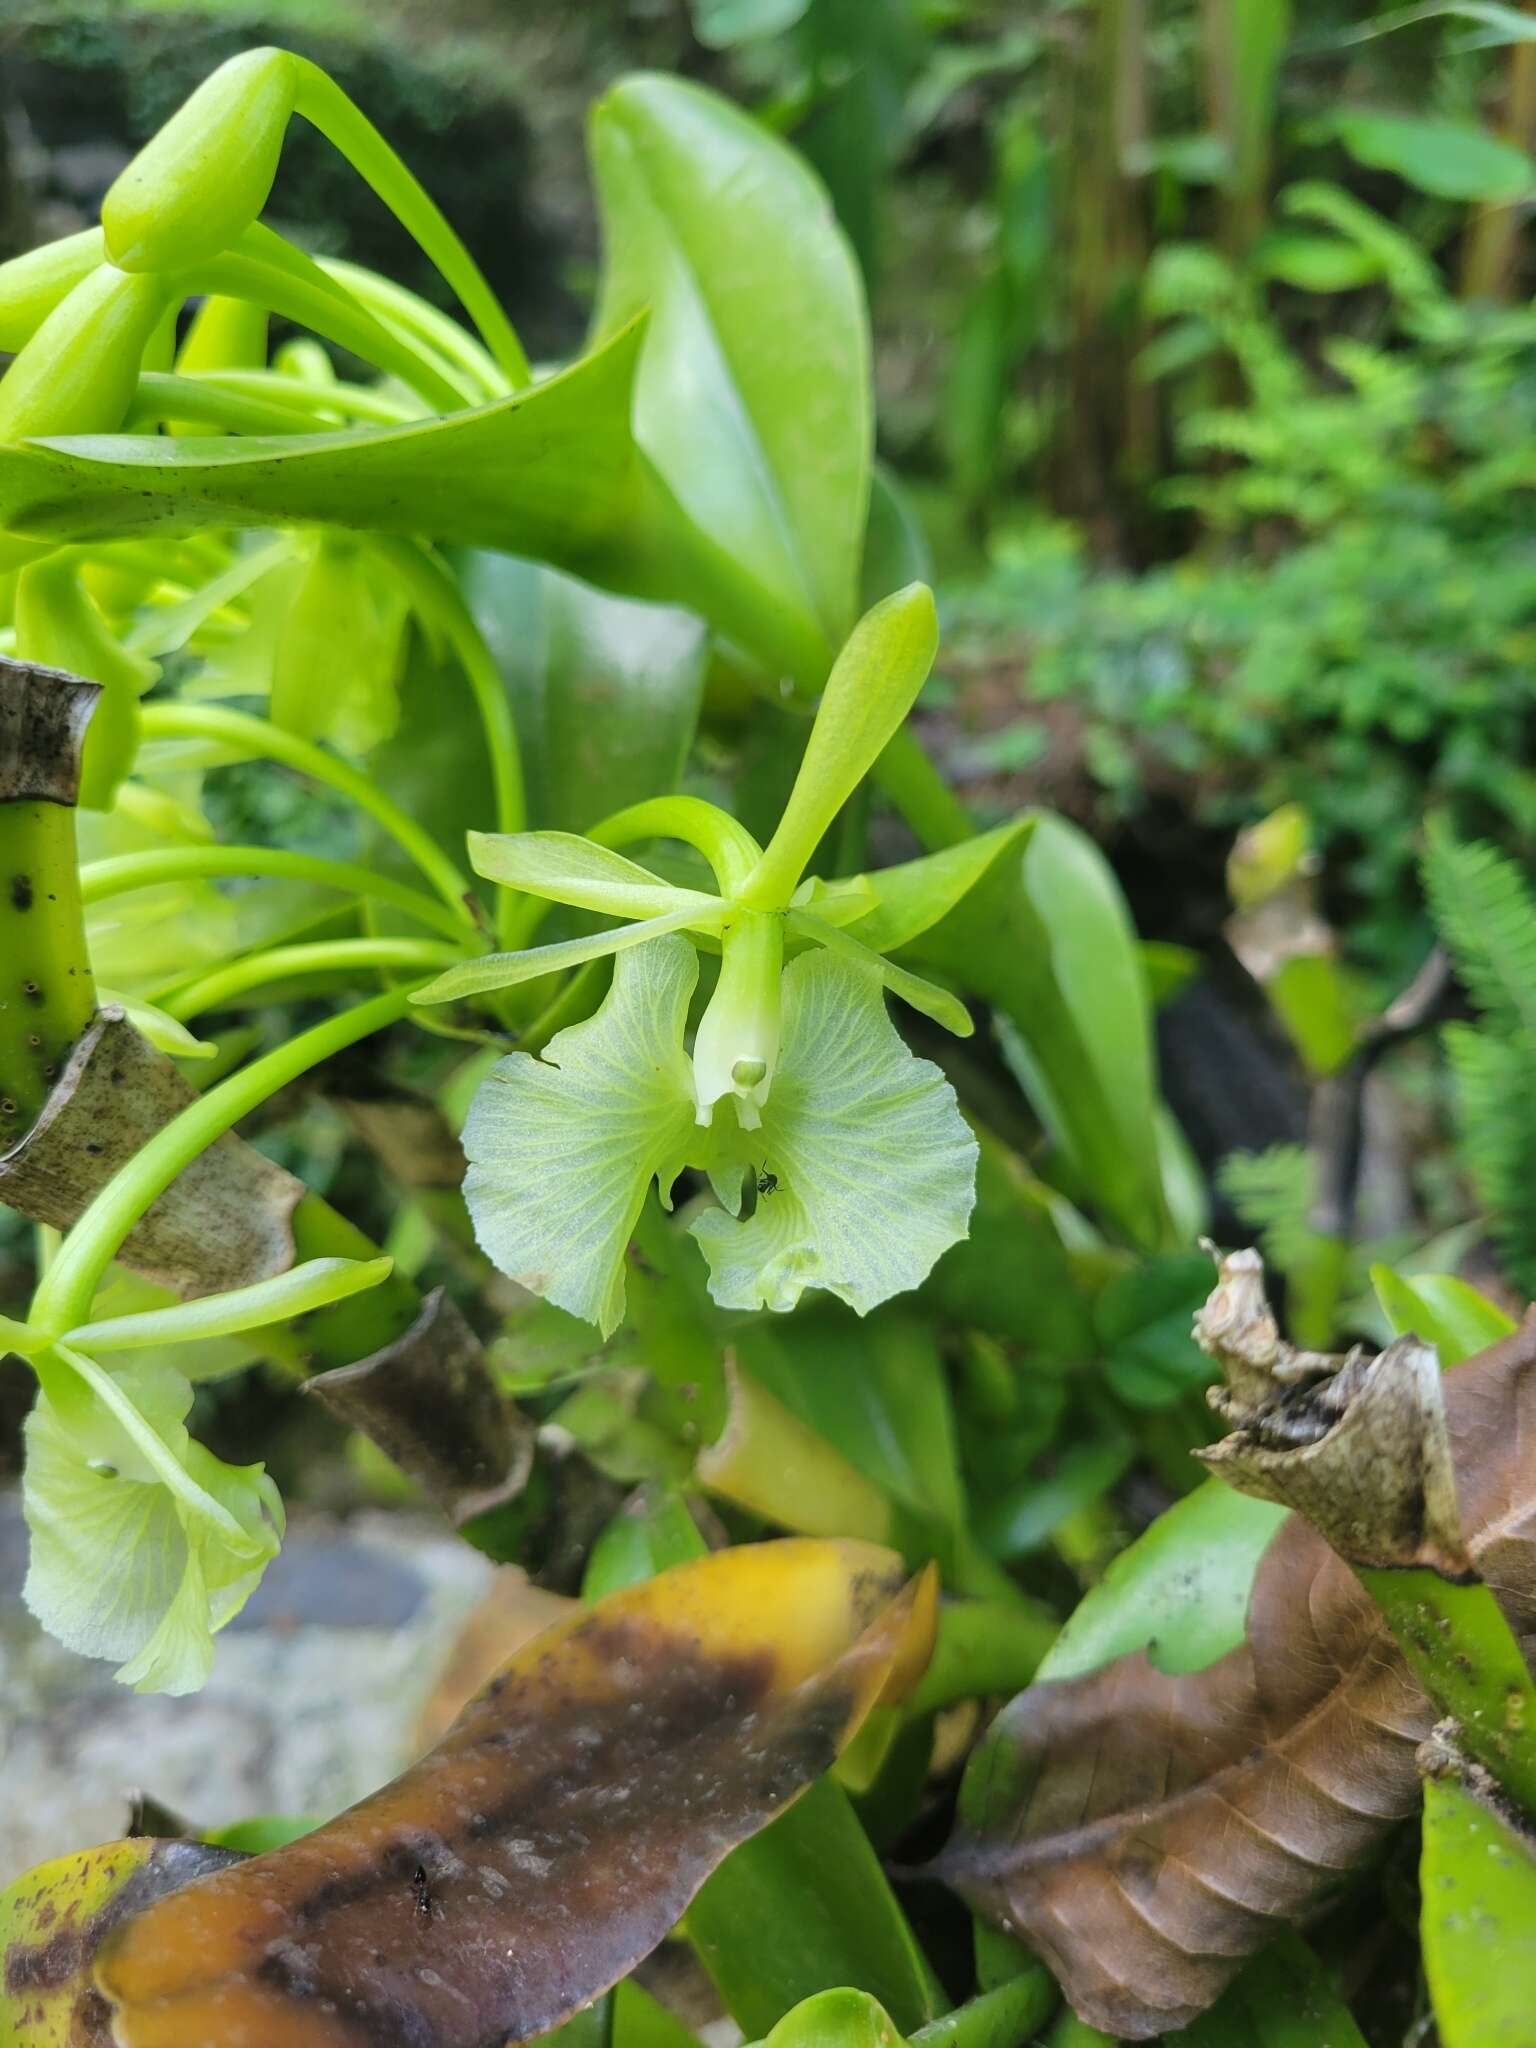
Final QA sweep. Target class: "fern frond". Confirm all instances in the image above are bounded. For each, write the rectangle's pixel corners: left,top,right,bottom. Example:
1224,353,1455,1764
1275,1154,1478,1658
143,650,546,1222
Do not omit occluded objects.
1218,1143,1317,1276
1444,1023,1536,1298
1422,816,1536,1032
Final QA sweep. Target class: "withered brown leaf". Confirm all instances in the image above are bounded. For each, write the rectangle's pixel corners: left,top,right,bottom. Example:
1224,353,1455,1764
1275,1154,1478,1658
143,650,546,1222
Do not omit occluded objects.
92,1538,935,2048
939,1307,1536,2039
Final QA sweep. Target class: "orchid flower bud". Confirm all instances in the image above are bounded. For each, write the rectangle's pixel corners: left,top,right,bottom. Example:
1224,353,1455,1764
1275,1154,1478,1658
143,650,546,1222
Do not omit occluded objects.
102,48,298,274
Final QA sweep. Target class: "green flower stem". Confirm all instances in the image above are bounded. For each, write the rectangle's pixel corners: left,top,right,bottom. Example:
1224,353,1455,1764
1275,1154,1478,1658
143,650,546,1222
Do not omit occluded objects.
289,59,529,390
1354,1565,1536,1817
147,367,419,426
138,700,473,919
909,1969,1057,2048
30,984,419,1335
80,845,472,944
589,795,763,896
373,539,525,942
190,242,467,413
906,1598,1059,1720
871,726,973,855
0,796,96,1151
128,374,341,437
160,937,463,1024
318,259,508,401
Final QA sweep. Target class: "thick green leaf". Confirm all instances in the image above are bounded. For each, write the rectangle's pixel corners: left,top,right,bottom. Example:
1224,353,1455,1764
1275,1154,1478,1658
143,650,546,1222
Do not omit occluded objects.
461,550,707,833
1034,1478,1287,1682
1179,1933,1367,2047
1332,109,1536,200
738,1305,964,1543
1422,1774,1536,2047
0,319,646,576
846,820,1033,956
904,814,1173,1251
590,72,871,682
0,1838,243,2046
688,1777,945,2037
1371,1263,1518,1366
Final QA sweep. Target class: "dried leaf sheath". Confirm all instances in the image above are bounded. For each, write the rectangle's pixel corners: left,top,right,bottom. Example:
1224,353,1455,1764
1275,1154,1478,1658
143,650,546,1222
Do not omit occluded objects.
941,1308,1536,2040
96,1539,936,2048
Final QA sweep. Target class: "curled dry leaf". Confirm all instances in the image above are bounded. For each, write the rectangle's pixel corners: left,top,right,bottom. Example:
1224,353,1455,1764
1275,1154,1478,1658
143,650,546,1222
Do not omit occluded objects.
940,1251,1536,2039
87,1538,935,2047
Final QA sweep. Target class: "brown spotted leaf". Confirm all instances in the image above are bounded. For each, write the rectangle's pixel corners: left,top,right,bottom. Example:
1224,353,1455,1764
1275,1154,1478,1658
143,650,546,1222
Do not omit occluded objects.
1,1836,242,2045
93,1537,935,2047
940,1304,1536,2039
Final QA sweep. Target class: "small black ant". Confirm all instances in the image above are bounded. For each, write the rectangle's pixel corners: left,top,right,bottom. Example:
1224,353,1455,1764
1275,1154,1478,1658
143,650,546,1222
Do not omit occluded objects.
412,1864,437,1918
757,1170,778,1197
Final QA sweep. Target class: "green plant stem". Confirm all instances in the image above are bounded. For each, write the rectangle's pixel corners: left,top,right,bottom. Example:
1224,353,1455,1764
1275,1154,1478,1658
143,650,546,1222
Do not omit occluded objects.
81,845,471,943
319,259,509,401
192,244,467,413
163,367,419,425
285,1189,423,1369
139,701,473,919
1355,1565,1536,1817
31,984,419,1334
373,538,525,943
873,727,973,853
0,797,96,1149
161,937,462,1023
909,1969,1058,2048
291,59,529,389
590,795,764,894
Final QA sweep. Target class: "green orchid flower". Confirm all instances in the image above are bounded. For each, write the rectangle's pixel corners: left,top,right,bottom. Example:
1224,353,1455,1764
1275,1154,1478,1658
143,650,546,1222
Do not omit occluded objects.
8,1255,392,1694
414,583,1032,1334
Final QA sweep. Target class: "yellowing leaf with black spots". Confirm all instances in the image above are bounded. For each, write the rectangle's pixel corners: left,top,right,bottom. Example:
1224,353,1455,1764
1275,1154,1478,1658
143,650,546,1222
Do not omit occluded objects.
0,1836,241,2045
95,1539,937,2048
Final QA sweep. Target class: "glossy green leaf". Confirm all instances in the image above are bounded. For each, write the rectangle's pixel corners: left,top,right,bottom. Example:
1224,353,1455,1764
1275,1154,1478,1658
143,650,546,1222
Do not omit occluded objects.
0,1837,243,2046
461,934,700,1335
462,551,707,834
1422,1775,1536,2047
846,820,1034,956
468,829,717,921
1036,1478,1287,1683
738,1304,964,1543
1371,1263,1517,1365
0,318,646,577
1332,109,1536,200
590,71,871,681
61,1257,394,1353
1179,1933,1367,2047
905,814,1174,1252
688,1776,945,2037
